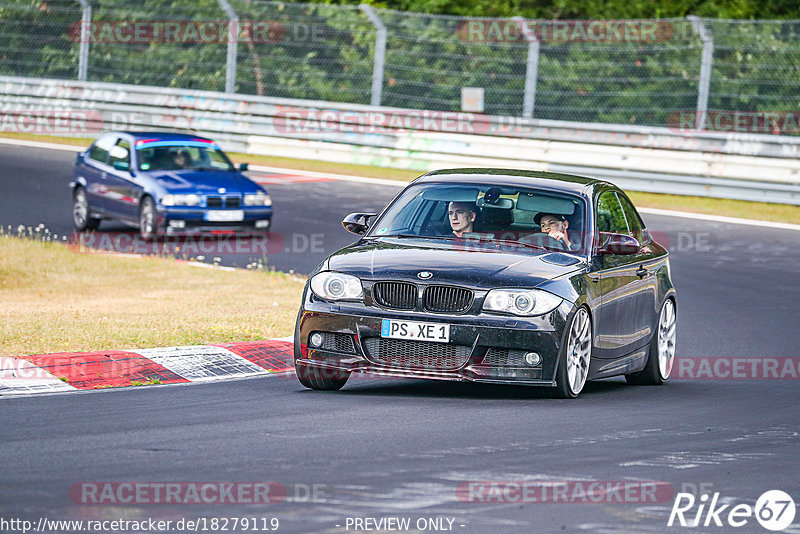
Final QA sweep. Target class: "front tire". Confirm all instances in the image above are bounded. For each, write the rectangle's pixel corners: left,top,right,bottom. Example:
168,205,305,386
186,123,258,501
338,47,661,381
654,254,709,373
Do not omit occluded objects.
553,307,592,398
139,196,159,240
72,187,100,231
295,362,350,391
626,298,677,385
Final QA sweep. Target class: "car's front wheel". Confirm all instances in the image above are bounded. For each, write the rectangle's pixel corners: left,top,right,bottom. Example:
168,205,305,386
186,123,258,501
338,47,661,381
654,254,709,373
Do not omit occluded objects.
626,298,676,385
139,196,159,240
553,307,592,398
295,362,350,391
72,187,100,231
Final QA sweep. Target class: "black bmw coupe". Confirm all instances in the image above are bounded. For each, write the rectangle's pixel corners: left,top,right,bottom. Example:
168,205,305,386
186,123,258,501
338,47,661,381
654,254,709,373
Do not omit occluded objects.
294,169,676,398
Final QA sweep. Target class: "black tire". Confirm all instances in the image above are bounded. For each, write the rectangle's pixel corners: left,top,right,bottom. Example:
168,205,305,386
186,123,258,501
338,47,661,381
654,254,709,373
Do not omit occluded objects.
626,298,676,386
295,362,349,391
552,307,592,398
138,196,159,240
72,187,100,231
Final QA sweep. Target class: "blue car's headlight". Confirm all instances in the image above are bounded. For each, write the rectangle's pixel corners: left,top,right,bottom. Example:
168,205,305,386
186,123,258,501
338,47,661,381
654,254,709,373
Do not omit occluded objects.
162,194,201,206
310,272,363,301
483,289,562,316
244,193,272,207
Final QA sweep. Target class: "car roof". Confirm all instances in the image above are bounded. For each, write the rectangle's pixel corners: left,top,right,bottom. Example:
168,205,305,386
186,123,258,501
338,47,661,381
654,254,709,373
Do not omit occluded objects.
415,168,613,196
118,131,215,143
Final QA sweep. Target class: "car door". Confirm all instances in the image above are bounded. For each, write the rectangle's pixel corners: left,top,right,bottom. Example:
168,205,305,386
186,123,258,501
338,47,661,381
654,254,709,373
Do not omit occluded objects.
79,134,116,214
617,192,662,346
591,190,649,359
103,137,141,221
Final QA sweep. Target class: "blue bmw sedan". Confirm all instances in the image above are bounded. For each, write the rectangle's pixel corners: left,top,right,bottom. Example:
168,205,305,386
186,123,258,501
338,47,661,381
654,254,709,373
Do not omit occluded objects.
71,132,272,238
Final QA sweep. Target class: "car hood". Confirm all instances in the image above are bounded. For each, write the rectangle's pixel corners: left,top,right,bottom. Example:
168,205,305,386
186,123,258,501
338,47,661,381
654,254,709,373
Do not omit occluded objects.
147,170,261,194
326,238,584,289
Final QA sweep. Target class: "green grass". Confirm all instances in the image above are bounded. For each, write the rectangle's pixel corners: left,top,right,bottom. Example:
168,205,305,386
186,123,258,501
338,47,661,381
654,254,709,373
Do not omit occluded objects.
0,233,305,357
1,132,798,224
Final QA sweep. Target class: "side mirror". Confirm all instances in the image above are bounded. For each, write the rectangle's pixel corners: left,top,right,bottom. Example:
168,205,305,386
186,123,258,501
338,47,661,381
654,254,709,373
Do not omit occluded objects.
239,163,249,171
113,161,129,171
342,212,377,235
598,232,640,255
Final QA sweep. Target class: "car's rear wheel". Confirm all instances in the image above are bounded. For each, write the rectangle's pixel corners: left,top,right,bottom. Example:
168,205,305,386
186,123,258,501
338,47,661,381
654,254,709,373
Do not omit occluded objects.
553,307,592,398
295,362,350,391
72,187,100,231
626,298,676,385
139,196,158,240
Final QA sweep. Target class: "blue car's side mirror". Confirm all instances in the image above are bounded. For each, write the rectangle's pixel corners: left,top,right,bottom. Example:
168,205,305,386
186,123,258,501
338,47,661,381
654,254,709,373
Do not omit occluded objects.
113,161,129,171
239,163,249,171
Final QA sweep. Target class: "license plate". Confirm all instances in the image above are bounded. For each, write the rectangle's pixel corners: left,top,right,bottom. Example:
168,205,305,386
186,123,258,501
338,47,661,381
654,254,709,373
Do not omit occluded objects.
205,210,244,222
381,319,450,343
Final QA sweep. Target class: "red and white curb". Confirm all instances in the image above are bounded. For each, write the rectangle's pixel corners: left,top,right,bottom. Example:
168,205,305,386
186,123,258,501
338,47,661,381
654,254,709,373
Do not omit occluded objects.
0,338,295,396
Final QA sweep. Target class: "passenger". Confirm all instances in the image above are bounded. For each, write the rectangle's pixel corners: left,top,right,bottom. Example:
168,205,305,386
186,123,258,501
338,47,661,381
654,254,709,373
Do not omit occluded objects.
448,201,477,237
534,212,576,250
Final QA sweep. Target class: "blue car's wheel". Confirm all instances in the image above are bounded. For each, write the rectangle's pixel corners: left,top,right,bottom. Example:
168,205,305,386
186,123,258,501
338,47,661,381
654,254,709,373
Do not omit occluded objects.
72,187,100,231
138,196,159,240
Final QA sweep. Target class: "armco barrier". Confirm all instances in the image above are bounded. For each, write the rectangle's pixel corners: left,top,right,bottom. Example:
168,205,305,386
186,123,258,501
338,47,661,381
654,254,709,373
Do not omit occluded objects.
1,76,799,204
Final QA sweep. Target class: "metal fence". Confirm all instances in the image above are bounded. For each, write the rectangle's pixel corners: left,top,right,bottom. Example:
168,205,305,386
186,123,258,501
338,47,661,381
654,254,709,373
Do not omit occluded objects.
1,1,799,128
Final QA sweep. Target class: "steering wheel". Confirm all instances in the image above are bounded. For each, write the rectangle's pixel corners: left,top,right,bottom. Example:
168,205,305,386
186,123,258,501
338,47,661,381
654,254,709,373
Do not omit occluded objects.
519,232,566,251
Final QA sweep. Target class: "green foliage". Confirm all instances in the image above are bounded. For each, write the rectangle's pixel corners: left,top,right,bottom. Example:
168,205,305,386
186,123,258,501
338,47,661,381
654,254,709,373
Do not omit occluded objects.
1,0,798,127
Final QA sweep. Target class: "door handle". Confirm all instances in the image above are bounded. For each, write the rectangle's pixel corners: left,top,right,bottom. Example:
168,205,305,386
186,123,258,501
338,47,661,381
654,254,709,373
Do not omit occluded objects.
636,266,648,278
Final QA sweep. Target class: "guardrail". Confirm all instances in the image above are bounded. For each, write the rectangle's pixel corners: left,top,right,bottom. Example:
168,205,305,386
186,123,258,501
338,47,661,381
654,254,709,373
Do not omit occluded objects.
1,76,799,205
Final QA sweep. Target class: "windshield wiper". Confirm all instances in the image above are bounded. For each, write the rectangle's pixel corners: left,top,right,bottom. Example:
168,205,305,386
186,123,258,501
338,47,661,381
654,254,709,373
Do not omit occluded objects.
382,234,457,241
480,238,550,251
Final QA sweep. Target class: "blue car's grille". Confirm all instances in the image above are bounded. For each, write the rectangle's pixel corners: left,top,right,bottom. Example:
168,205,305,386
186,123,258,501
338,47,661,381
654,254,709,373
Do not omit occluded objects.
205,196,241,208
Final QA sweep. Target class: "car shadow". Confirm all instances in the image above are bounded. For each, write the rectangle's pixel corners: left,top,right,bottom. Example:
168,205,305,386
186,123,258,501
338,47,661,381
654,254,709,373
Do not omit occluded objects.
302,375,632,400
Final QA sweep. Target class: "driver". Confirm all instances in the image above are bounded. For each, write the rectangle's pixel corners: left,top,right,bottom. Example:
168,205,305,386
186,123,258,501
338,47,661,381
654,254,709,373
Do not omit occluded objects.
535,212,575,249
172,149,191,170
448,201,477,238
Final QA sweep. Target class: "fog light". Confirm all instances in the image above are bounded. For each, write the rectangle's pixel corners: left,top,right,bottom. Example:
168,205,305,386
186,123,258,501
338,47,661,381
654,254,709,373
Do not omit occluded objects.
524,352,541,366
255,219,270,229
309,332,323,348
168,220,186,229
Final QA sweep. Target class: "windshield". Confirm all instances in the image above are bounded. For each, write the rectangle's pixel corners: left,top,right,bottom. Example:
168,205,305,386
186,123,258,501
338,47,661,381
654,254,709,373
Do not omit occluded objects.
367,182,588,254
135,141,235,172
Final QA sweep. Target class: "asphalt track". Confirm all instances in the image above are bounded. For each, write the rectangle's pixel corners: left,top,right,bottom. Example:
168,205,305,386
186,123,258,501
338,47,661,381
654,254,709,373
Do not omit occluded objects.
1,143,800,533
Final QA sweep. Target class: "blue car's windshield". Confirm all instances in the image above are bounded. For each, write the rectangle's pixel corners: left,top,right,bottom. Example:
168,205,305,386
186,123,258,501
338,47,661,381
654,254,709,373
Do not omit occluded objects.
367,183,588,254
135,142,235,172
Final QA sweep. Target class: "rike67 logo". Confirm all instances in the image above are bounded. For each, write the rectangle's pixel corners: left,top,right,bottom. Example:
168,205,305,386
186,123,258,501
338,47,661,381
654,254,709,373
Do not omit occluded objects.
668,490,796,531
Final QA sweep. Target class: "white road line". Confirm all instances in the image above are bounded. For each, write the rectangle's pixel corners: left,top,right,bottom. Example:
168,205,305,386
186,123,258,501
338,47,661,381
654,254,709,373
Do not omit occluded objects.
638,207,800,231
1,136,796,231
0,137,82,152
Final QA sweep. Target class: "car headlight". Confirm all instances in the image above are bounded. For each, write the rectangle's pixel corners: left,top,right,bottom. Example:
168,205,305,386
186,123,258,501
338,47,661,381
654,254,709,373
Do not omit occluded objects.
309,272,363,301
483,289,562,316
244,193,272,206
162,194,201,206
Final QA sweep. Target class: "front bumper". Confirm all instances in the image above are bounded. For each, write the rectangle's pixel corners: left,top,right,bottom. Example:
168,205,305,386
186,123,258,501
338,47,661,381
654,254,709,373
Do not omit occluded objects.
295,301,571,386
156,206,272,235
